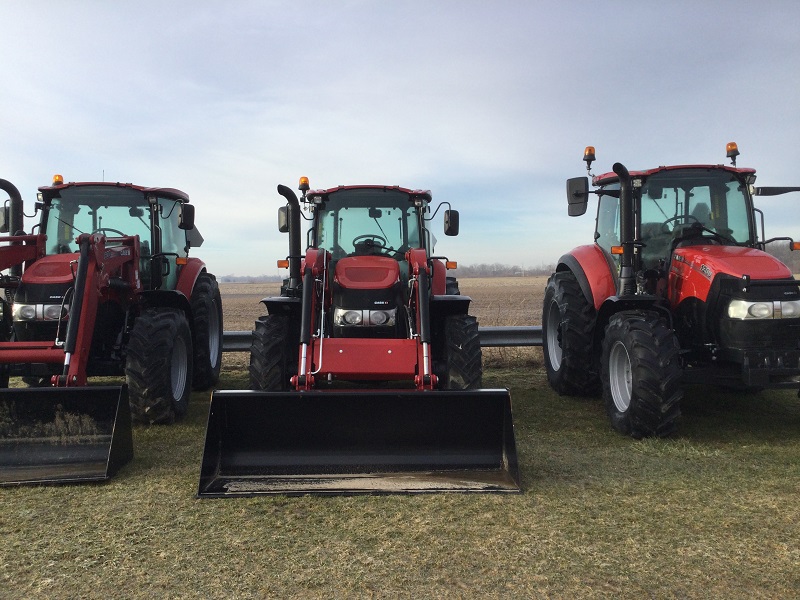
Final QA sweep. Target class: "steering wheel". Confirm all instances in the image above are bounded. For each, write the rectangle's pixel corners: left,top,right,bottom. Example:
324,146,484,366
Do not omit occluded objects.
93,227,126,237
352,234,387,248
660,215,699,233
663,217,735,246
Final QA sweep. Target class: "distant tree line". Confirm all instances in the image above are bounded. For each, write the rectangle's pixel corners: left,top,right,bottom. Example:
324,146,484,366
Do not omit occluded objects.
219,247,799,283
218,274,283,283
448,263,556,277
764,241,800,273
219,264,557,283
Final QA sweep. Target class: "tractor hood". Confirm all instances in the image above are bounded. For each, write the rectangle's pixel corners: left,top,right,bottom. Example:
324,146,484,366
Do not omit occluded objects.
334,256,401,290
674,245,794,281
16,254,77,304
20,254,78,286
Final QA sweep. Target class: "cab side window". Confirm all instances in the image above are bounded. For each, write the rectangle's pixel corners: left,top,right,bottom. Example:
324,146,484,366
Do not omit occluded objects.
595,192,620,267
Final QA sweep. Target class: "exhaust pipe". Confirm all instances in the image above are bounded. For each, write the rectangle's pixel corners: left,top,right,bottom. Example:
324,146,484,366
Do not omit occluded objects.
277,184,302,291
613,162,635,295
0,179,25,278
0,179,24,235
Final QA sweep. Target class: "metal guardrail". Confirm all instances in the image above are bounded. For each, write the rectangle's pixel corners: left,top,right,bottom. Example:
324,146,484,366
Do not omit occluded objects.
222,326,543,352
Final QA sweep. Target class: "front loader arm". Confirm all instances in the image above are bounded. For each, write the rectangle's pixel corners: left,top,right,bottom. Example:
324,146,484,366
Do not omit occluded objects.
60,234,140,386
407,248,437,390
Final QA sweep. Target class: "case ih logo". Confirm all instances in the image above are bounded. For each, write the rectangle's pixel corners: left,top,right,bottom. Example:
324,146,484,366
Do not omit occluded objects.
104,248,131,260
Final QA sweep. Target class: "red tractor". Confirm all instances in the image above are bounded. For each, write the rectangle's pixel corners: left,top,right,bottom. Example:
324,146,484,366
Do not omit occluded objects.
0,176,223,484
543,144,800,438
199,178,519,496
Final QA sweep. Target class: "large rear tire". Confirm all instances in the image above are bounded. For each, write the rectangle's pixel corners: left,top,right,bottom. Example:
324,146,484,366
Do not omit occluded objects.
601,311,682,438
126,308,193,424
542,271,599,396
437,314,482,390
190,273,223,390
250,314,298,391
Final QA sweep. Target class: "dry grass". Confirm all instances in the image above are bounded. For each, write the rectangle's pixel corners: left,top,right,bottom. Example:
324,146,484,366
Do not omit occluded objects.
2,277,800,598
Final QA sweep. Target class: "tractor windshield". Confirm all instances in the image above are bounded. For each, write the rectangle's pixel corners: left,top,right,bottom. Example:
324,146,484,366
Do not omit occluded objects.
637,168,753,268
315,188,422,259
43,186,151,255
639,169,752,244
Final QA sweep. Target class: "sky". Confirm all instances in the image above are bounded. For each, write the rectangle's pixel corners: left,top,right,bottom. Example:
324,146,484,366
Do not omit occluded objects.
2,1,800,277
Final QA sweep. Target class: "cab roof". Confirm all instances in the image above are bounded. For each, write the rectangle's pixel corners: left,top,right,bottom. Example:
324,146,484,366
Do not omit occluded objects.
38,181,190,203
592,164,756,187
307,184,432,202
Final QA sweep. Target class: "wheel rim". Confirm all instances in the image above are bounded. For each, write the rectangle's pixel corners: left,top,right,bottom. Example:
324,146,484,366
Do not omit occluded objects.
171,335,189,400
545,299,563,370
608,340,632,412
208,299,221,369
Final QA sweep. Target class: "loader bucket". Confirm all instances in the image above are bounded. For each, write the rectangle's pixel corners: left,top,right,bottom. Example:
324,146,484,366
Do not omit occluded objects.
198,388,520,497
0,386,133,486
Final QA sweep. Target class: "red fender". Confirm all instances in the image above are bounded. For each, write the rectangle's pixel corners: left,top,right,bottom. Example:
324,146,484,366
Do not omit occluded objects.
430,259,446,295
175,257,206,299
560,244,617,310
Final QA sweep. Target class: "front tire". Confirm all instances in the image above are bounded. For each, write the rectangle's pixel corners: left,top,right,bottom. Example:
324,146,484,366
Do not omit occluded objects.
249,314,298,391
190,272,223,390
126,308,193,424
437,314,482,390
542,271,599,396
601,311,682,438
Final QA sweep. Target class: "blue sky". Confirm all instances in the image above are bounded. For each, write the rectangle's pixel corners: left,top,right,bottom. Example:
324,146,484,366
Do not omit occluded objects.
3,1,800,276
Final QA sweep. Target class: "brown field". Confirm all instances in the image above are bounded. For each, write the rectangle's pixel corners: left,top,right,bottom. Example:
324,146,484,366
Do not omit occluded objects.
219,275,547,369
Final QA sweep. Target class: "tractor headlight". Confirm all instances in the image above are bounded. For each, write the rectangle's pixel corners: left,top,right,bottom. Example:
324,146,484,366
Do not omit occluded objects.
369,310,390,326
43,304,69,321
334,308,396,327
781,300,800,318
342,310,363,325
13,304,37,321
748,302,773,319
727,299,800,320
12,303,69,322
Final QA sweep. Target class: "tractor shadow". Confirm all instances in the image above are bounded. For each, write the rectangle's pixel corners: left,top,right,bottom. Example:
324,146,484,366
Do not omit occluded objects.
677,384,800,444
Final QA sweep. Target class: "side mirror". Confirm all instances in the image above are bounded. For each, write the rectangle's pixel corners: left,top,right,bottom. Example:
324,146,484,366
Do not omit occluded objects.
444,209,459,236
566,177,589,217
0,206,8,234
179,203,195,230
755,186,800,196
278,206,289,233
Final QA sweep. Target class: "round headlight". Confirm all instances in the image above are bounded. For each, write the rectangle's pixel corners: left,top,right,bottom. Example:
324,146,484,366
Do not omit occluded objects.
14,304,37,321
370,311,389,326
781,300,800,318
343,310,363,325
43,304,67,320
748,303,773,319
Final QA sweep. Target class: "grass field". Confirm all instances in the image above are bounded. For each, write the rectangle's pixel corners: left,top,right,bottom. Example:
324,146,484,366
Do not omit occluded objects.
1,278,799,598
